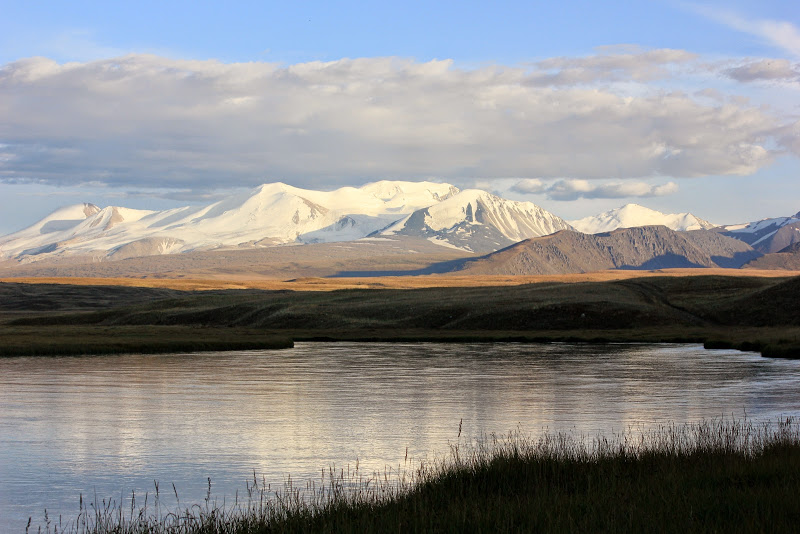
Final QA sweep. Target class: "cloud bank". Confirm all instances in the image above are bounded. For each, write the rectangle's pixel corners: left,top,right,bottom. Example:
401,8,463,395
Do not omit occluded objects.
512,179,679,201
0,52,794,190
723,59,800,82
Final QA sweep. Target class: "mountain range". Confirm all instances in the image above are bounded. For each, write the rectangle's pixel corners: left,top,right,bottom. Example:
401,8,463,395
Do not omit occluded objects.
0,181,573,261
0,180,798,275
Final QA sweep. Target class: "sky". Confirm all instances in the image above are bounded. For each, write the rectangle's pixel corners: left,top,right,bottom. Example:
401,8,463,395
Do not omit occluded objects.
1,0,799,234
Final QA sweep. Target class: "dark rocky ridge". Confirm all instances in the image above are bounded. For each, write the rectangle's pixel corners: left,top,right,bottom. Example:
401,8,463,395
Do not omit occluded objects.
718,220,800,254
760,222,800,253
444,226,760,276
743,241,800,271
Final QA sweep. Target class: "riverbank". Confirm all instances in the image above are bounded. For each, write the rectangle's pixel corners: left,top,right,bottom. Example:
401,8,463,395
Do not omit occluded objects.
0,325,293,356
1,324,799,358
2,274,799,358
47,419,800,533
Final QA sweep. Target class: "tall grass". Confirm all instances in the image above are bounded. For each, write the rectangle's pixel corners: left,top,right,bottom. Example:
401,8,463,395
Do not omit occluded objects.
33,418,800,533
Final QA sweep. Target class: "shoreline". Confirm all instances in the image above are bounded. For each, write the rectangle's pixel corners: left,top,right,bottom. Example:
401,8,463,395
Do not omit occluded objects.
1,325,798,359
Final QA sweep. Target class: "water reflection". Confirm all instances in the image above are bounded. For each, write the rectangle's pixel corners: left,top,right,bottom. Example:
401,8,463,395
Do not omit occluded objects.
1,342,799,531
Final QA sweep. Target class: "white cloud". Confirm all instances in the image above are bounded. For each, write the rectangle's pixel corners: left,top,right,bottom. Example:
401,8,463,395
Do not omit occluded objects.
0,54,793,191
691,5,800,58
511,178,546,194
776,121,800,156
723,59,800,82
512,179,679,201
528,47,697,85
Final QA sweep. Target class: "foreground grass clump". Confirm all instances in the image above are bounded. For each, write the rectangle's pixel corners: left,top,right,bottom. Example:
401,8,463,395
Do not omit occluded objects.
42,419,800,534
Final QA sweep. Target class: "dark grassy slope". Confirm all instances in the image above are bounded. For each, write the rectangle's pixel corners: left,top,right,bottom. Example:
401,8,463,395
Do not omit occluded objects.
1,275,788,329
2,275,800,357
0,282,181,312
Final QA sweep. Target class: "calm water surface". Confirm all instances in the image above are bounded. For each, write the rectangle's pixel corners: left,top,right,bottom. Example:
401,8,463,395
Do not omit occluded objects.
2,342,799,531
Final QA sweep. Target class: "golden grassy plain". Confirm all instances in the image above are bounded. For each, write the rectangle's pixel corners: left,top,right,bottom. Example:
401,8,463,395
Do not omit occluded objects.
3,267,799,292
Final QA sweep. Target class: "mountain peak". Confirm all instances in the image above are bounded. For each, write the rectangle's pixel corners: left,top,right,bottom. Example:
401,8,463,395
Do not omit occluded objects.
381,188,572,253
358,180,460,202
570,204,715,233
616,203,657,213
0,202,103,242
251,182,299,197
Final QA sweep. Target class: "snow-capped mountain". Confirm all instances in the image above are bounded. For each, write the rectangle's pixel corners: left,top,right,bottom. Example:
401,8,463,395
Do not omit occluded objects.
718,212,800,253
380,189,573,253
0,181,461,261
5,203,101,240
5,179,793,267
569,204,715,234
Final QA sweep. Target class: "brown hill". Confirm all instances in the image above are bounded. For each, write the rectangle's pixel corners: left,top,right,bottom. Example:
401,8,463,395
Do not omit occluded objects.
447,226,759,276
743,242,800,271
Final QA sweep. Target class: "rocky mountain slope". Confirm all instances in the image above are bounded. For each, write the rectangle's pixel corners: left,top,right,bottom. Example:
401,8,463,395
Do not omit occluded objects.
717,213,800,254
380,189,573,253
445,226,760,276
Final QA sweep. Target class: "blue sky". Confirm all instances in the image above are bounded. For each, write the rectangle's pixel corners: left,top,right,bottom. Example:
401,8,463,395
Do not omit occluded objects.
1,1,799,233
1,1,796,64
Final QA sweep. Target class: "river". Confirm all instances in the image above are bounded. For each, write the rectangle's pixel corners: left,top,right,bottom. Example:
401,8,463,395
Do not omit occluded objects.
2,342,799,531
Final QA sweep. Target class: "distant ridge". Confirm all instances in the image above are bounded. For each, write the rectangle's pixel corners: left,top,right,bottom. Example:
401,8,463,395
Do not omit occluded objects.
743,241,800,271
443,226,760,275
718,213,800,254
570,204,715,234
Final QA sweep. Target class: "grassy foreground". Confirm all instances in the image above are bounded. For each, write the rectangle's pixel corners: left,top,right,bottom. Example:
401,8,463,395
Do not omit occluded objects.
43,419,800,533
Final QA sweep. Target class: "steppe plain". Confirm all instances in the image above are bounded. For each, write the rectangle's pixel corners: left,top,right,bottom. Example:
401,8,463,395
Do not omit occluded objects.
2,237,800,359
